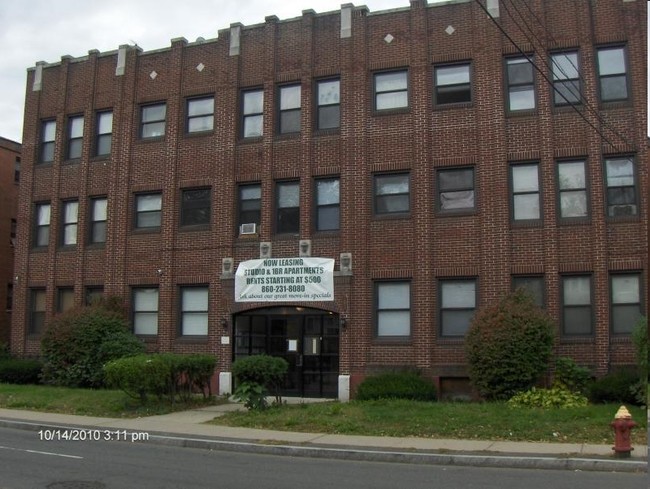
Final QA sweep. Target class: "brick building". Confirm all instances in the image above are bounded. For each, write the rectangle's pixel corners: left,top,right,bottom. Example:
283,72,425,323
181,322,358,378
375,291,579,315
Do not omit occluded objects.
0,137,20,345
11,0,647,399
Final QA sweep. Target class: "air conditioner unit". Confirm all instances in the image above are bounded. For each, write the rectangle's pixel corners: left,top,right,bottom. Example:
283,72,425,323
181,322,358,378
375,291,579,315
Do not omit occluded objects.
611,205,634,217
239,223,257,235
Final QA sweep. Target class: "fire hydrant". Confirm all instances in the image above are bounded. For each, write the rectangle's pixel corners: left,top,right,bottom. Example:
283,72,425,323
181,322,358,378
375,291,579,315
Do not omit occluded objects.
610,405,636,458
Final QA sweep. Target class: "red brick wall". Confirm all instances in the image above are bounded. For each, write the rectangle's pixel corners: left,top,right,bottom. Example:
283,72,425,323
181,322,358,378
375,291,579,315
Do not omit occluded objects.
11,1,648,388
0,138,20,344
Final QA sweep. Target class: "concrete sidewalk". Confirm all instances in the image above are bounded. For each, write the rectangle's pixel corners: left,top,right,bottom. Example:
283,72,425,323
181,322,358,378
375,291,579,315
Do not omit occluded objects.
0,402,647,473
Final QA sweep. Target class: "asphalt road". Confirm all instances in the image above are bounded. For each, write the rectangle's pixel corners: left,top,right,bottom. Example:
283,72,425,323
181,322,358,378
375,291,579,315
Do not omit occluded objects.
0,427,646,489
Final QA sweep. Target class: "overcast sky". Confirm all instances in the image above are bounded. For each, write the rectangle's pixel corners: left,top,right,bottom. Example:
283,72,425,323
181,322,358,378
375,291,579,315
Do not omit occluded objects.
0,0,416,143
1,1,647,143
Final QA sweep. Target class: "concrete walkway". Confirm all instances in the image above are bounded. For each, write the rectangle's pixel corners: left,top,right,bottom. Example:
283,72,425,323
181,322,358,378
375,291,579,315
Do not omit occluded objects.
0,401,647,473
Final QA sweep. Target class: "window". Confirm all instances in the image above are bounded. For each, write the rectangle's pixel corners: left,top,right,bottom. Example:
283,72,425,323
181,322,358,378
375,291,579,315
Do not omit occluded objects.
40,120,56,163
434,63,471,105
6,284,13,311
315,178,340,231
135,193,162,229
557,160,588,219
511,163,540,221
14,157,20,183
66,115,84,160
10,218,16,247
57,288,75,313
316,79,340,130
29,289,46,335
242,89,263,138
181,188,211,227
506,56,535,111
60,200,79,246
375,281,410,337
562,276,592,335
133,288,159,335
440,279,477,336
276,181,300,234
140,103,166,139
278,85,301,134
512,276,544,307
95,111,113,156
374,70,408,111
551,52,580,106
605,156,637,217
85,287,103,306
374,173,409,215
187,97,214,133
610,274,642,334
238,184,261,231
89,197,107,244
437,168,475,212
597,46,628,102
33,203,51,247
180,286,208,336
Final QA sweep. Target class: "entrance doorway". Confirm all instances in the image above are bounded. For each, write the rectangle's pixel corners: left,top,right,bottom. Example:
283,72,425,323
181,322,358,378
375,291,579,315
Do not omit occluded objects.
233,307,340,398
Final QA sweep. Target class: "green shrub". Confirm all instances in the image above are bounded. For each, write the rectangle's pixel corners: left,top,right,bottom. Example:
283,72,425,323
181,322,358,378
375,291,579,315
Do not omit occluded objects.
0,359,43,384
232,355,288,402
554,357,591,394
104,353,216,403
355,371,437,401
233,381,268,410
508,386,588,409
465,289,554,400
588,369,639,405
41,299,145,387
631,317,648,405
0,342,10,361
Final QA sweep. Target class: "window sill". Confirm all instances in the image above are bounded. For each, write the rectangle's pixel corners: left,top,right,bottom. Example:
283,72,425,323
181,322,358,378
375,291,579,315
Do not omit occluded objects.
433,101,473,111
372,107,411,117
86,242,106,250
372,336,411,345
313,128,340,137
313,229,340,238
175,336,209,343
137,136,166,144
274,133,300,141
558,217,591,226
437,337,465,345
506,109,537,118
511,219,543,229
185,130,214,138
34,162,54,168
62,159,81,166
610,335,632,343
599,100,631,109
373,212,411,221
30,246,48,253
436,209,477,218
90,155,111,163
179,225,211,233
57,245,77,252
606,215,640,224
238,136,263,145
131,228,161,235
559,336,594,344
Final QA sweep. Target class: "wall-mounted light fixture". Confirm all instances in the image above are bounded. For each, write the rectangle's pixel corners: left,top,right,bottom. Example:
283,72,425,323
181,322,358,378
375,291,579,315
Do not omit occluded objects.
156,268,163,276
221,318,229,331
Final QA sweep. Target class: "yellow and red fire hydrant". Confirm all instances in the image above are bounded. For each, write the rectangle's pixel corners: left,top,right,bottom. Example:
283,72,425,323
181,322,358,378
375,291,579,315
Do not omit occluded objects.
610,405,636,458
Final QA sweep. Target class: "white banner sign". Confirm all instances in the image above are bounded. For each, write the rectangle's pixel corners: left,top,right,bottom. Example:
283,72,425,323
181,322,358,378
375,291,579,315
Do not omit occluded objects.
235,257,335,302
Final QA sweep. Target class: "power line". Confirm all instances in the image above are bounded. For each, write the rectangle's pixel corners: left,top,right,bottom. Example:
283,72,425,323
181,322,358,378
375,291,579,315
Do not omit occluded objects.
472,0,622,152
501,0,634,150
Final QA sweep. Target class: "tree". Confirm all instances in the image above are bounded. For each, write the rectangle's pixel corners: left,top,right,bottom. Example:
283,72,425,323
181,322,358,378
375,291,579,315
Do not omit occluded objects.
465,289,555,400
41,297,145,387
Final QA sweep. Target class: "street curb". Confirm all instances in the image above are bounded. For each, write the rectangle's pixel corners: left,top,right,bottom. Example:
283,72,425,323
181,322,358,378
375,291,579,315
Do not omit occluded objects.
0,418,646,473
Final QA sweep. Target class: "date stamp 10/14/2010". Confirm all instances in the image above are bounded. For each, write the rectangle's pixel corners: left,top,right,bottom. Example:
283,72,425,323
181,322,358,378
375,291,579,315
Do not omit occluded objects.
38,429,150,442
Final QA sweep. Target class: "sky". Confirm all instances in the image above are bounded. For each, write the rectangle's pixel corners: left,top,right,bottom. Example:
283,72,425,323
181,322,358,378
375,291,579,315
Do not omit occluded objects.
0,0,415,143
0,1,647,143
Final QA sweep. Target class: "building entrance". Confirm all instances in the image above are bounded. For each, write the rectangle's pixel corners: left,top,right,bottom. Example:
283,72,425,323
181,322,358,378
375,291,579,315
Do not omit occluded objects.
233,307,339,398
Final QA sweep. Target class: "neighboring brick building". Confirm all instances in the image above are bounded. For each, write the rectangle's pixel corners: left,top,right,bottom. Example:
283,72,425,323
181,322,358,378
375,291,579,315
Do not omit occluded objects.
11,0,647,398
0,137,21,345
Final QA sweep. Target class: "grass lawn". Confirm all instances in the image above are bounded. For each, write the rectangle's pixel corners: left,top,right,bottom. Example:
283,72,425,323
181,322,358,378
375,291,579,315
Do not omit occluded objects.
0,384,217,418
210,399,648,445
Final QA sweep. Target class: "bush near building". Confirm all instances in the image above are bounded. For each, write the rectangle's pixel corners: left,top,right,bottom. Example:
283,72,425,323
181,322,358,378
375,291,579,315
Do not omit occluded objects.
40,298,144,388
231,355,288,409
465,290,554,401
355,371,437,401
